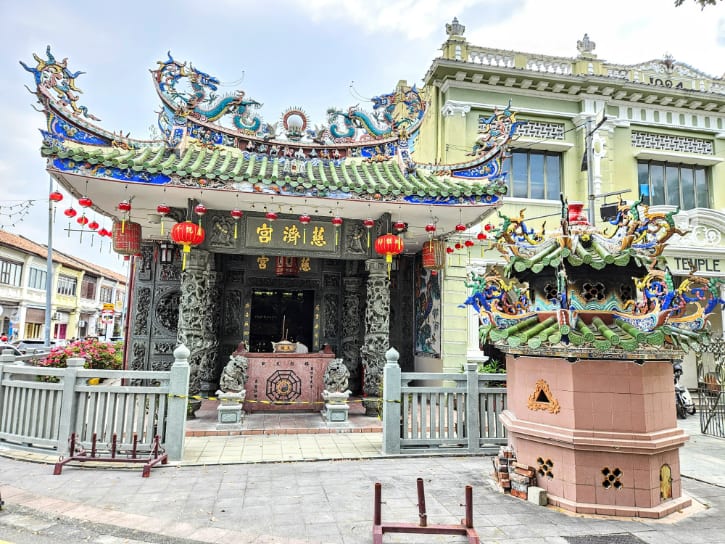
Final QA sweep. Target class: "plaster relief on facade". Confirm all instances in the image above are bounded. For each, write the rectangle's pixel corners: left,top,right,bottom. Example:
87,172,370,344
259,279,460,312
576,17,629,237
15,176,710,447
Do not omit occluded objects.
631,131,713,155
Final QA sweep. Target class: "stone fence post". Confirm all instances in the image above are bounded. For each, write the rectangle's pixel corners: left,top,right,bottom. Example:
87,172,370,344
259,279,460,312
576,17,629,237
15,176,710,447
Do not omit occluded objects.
57,357,85,456
381,347,401,455
465,362,481,453
165,344,190,461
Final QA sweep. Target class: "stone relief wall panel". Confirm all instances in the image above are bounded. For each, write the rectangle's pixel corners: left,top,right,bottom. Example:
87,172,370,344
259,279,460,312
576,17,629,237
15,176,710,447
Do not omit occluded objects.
132,287,152,337
222,289,244,337
323,293,339,339
207,213,239,250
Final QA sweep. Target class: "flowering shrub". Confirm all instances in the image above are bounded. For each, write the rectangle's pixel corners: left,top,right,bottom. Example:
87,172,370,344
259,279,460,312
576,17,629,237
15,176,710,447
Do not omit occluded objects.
39,339,123,371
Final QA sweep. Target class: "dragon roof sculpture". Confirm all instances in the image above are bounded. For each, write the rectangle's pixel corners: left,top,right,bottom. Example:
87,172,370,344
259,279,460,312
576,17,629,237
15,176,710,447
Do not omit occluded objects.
465,197,724,358
23,47,525,244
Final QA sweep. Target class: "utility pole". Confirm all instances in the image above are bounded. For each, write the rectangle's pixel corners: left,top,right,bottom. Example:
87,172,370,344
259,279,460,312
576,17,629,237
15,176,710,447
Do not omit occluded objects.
44,175,53,348
585,110,607,225
585,116,595,225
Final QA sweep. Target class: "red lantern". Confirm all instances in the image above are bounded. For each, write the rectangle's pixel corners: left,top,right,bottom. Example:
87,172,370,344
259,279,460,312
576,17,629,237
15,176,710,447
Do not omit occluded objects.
49,191,63,202
230,208,243,239
464,240,474,247
170,220,205,270
477,232,487,240
393,220,406,232
374,233,404,277
112,221,142,256
363,217,375,247
88,221,99,231
157,203,171,235
422,240,445,276
446,247,454,254
425,223,437,234
77,215,89,226
484,223,493,232
455,223,466,232
455,242,462,250
194,203,207,217
299,213,311,225
117,200,132,233
64,207,77,218
265,210,278,221
78,196,93,208
331,216,343,246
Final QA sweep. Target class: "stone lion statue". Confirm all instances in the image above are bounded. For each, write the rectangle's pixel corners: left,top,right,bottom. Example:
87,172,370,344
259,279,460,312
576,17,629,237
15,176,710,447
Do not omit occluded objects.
323,358,349,393
218,353,248,393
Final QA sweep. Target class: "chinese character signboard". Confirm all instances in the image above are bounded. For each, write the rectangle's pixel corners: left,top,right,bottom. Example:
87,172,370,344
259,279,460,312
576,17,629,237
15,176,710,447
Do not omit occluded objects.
245,217,338,255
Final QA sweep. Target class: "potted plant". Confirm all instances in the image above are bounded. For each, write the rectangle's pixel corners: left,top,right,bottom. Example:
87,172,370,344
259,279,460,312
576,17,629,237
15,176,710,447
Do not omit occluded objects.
38,338,122,383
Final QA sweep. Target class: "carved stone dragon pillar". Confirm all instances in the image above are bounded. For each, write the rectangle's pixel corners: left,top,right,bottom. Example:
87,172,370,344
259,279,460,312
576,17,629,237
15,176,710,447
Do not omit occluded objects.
341,277,364,394
177,249,218,415
361,259,390,415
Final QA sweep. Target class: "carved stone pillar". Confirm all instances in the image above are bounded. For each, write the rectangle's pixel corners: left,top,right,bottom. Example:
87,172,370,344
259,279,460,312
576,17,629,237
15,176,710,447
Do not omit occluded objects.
177,249,216,415
361,259,390,415
341,277,364,394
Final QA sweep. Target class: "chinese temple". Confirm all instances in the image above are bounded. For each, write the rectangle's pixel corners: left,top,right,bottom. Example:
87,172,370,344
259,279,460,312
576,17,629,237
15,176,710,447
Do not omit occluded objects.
465,200,723,516
23,46,519,411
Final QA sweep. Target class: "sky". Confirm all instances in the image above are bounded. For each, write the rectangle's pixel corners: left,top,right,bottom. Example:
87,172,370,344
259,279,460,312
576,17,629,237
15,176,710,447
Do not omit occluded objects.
0,0,723,273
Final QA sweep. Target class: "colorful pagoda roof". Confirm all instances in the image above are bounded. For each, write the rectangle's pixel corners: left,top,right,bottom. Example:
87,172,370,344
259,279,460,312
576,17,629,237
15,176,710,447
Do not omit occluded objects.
24,46,521,247
465,198,724,359
41,140,507,202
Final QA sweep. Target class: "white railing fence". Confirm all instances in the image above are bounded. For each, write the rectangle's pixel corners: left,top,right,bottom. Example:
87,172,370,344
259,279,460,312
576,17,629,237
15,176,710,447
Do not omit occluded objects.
382,349,507,455
0,345,189,461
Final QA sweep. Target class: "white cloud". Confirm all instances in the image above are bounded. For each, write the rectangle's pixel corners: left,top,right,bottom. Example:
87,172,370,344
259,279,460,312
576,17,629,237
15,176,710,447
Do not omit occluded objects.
289,0,492,39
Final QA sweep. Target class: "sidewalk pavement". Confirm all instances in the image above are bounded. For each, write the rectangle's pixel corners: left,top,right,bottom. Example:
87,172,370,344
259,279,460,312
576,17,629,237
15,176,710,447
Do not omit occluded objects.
1,413,724,543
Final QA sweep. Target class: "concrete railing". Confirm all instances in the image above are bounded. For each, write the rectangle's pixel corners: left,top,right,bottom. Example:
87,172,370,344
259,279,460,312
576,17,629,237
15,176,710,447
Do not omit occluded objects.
382,348,507,455
0,344,190,461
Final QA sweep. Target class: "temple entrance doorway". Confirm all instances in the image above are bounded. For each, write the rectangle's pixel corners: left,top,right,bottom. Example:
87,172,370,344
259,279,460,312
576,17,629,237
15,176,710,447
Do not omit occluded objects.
249,289,314,352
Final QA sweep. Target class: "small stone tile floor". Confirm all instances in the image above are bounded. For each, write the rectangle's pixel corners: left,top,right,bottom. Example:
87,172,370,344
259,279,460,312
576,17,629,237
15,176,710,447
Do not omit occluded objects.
183,398,384,465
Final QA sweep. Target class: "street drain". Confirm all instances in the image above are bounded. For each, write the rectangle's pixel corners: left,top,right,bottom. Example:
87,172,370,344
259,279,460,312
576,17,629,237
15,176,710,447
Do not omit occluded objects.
564,535,648,544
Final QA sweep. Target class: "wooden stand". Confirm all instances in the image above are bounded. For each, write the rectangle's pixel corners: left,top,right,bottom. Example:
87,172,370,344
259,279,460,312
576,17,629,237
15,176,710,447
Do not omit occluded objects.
373,478,479,544
53,432,167,478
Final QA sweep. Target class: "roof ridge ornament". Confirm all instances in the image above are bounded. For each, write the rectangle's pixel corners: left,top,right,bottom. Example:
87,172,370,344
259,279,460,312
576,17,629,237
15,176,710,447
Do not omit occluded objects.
446,17,465,38
20,46,101,121
576,34,596,58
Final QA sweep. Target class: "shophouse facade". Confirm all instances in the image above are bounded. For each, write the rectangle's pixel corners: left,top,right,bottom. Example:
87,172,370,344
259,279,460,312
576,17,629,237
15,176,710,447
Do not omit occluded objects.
0,230,126,342
414,19,725,387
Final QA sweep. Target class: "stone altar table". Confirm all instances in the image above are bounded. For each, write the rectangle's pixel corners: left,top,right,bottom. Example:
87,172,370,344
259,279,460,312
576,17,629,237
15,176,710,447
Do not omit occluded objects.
244,352,335,412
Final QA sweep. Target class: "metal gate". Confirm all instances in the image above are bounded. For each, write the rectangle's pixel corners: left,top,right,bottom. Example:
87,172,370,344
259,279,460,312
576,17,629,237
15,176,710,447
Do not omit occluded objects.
696,337,725,438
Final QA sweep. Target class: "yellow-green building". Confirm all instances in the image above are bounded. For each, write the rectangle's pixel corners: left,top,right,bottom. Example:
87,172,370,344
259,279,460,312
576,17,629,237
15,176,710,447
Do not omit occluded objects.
414,18,725,386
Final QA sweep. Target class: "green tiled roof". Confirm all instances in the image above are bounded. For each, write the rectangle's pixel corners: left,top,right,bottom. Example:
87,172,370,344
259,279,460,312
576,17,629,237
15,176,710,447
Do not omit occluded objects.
503,239,651,275
42,142,507,200
482,316,708,355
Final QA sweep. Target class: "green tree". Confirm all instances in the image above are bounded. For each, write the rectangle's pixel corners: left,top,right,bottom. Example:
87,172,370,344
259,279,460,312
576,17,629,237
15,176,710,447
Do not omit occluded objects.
674,0,722,8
